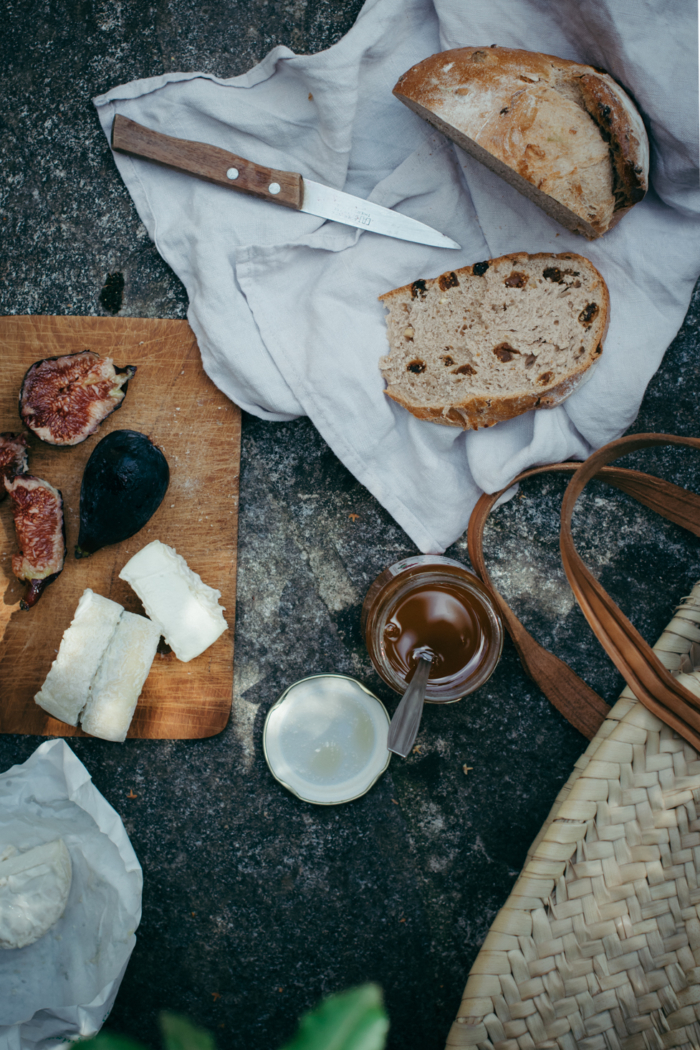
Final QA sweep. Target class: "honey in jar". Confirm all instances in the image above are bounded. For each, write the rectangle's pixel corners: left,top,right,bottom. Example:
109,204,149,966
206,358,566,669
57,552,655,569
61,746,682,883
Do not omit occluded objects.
361,555,503,702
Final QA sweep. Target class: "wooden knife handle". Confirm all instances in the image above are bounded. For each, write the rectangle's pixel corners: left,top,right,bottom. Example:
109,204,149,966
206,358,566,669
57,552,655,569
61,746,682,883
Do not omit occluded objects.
111,114,303,210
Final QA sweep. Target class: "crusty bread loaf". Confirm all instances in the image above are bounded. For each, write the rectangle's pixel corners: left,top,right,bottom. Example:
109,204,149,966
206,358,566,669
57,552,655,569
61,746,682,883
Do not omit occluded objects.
393,47,649,239
378,252,609,430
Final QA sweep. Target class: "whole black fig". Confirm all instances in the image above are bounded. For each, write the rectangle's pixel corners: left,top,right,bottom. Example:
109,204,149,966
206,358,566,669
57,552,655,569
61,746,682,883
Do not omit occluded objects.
75,430,169,558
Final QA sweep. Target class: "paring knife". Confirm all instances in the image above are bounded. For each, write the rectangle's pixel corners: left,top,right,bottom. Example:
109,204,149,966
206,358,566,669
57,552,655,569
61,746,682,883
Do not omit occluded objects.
111,115,460,249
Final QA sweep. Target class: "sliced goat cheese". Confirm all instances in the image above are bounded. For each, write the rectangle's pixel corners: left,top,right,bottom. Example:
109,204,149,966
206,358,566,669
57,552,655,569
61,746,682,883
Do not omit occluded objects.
35,589,123,725
80,611,161,742
0,839,72,949
119,540,228,662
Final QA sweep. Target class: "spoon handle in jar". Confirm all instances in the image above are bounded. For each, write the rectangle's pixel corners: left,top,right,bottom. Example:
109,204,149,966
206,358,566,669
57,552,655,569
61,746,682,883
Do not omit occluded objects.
387,656,432,758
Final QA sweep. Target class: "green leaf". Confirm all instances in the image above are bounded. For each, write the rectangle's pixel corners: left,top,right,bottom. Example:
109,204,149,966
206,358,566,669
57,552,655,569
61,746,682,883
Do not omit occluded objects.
279,984,389,1050
159,1011,217,1050
78,1035,147,1050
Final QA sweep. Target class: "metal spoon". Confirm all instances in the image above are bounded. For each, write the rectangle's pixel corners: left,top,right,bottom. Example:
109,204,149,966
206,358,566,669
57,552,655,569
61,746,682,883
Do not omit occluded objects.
387,653,433,758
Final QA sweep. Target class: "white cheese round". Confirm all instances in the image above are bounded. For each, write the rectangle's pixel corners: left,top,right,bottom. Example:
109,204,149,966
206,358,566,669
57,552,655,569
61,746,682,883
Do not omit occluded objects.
0,839,72,950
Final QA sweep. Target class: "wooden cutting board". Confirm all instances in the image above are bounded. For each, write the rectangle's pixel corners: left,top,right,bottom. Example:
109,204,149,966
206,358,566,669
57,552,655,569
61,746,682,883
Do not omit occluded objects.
0,315,240,739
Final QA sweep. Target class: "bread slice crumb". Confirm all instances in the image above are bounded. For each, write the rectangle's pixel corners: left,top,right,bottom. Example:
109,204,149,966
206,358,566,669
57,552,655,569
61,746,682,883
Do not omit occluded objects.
379,252,609,430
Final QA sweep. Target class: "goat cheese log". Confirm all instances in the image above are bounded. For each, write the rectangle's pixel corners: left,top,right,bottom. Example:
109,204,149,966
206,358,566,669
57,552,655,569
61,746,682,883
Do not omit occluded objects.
80,611,161,742
35,589,123,725
35,588,161,740
119,540,228,663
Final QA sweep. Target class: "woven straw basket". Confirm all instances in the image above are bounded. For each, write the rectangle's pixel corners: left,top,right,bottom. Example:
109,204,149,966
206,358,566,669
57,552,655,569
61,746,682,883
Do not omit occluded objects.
447,434,700,1050
447,584,700,1050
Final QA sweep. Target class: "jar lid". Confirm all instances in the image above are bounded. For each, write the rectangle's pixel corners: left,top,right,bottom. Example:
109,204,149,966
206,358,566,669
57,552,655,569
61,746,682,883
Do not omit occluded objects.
263,674,391,805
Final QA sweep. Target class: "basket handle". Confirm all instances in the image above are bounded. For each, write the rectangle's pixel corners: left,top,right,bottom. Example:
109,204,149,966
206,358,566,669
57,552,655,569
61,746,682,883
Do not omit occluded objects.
467,434,700,743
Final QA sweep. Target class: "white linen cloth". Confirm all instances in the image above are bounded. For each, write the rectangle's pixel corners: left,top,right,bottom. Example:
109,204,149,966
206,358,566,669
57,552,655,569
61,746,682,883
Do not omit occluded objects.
94,0,700,553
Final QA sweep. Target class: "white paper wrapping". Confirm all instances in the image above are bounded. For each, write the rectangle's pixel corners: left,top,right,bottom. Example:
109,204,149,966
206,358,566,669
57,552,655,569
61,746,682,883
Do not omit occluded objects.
93,0,700,552
0,740,142,1049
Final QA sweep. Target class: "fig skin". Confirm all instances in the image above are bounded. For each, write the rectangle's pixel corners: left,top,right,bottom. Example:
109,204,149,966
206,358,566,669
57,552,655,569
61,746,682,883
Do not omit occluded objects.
4,474,66,610
19,350,136,447
0,433,29,497
76,429,170,558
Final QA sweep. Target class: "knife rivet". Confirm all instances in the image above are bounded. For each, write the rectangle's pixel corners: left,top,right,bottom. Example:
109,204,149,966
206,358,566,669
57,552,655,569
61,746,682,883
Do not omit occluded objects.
268,182,281,195
226,167,239,180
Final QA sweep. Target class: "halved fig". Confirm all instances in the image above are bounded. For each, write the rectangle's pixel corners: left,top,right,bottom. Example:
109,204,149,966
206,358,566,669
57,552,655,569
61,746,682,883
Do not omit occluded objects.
76,430,169,558
4,474,66,609
19,351,136,446
0,433,29,497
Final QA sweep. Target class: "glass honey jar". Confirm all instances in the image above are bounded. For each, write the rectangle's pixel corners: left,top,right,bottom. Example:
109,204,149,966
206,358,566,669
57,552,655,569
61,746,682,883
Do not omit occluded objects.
361,555,503,703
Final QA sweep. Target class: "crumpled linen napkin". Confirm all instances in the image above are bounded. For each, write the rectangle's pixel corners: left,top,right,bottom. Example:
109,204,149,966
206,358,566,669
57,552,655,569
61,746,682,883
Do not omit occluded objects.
0,739,142,1048
94,0,700,553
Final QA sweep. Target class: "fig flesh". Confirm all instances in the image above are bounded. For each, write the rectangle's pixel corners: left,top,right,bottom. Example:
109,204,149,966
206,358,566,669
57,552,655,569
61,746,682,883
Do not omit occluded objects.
0,433,29,497
76,429,169,558
4,474,66,609
19,351,136,446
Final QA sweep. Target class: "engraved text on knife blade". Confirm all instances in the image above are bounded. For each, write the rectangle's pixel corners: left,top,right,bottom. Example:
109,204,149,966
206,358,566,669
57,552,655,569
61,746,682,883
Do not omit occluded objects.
300,179,460,249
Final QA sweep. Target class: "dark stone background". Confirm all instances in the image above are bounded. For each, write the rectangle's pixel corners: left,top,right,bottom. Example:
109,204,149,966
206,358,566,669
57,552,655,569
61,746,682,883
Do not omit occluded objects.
0,2,698,1048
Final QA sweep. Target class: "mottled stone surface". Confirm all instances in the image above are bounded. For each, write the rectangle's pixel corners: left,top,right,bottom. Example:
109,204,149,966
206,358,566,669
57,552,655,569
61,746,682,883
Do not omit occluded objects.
1,3,699,1049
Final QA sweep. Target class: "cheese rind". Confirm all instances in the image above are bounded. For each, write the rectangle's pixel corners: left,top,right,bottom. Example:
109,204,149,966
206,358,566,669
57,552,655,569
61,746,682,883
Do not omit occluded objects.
80,611,161,742
0,839,72,949
34,589,123,725
119,540,228,662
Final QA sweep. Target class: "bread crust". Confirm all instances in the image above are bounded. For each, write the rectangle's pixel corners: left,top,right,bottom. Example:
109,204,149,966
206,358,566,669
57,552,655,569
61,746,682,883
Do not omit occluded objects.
393,47,648,238
379,252,610,430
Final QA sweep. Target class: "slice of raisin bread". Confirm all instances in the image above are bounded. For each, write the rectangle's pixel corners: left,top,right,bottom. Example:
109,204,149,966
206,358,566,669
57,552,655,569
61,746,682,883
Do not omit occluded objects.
378,252,609,430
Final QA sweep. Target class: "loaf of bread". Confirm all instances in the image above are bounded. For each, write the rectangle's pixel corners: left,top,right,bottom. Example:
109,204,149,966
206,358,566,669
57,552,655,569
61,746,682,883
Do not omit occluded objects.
378,252,609,429
393,47,649,239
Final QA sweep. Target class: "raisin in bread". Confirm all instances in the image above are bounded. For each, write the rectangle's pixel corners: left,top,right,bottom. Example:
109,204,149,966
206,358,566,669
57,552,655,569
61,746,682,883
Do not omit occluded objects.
378,252,609,430
393,47,649,239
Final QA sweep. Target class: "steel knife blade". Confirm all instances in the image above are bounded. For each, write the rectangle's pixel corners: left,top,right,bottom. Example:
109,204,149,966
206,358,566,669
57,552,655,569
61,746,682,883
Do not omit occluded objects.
111,115,460,250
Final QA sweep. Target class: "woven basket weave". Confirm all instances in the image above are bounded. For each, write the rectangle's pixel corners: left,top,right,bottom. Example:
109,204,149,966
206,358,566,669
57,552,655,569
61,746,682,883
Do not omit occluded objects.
447,582,700,1050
